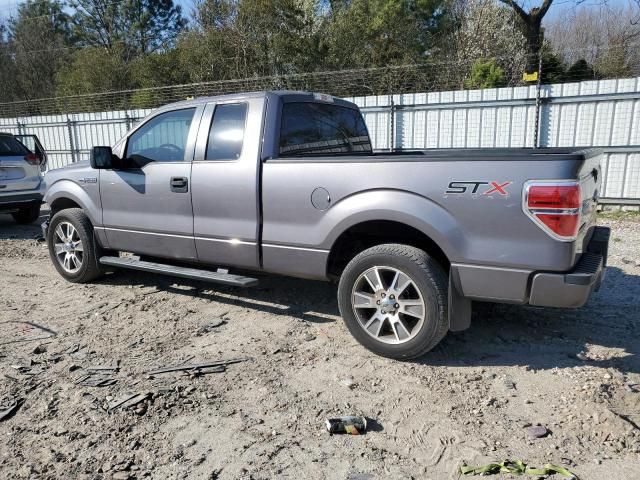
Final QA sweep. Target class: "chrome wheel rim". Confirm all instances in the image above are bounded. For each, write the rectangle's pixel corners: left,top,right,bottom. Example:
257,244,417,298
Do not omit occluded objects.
53,221,84,274
351,266,426,345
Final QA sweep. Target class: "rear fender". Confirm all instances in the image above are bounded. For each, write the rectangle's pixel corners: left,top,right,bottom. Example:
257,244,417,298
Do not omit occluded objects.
322,189,466,261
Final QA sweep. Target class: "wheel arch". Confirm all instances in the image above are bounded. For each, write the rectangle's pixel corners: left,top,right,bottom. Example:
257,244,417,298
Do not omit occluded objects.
322,190,463,279
327,220,451,279
46,180,101,226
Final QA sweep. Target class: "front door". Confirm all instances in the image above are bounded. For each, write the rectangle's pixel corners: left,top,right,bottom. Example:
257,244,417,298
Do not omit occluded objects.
100,106,203,260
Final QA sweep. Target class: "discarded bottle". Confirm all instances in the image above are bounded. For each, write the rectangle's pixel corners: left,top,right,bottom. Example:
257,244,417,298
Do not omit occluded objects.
325,416,367,435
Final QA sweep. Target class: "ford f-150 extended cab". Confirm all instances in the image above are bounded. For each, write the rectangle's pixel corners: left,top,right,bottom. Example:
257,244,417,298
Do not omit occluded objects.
42,91,610,359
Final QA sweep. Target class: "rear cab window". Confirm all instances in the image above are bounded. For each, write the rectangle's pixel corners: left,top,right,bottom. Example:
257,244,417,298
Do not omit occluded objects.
205,103,248,161
0,135,30,157
279,102,372,157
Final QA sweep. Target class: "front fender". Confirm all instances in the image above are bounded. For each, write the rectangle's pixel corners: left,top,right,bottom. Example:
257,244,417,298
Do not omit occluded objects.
320,189,467,261
45,179,102,227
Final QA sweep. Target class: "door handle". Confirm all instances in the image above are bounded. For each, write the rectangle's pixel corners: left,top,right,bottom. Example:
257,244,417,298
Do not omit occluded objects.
170,176,188,193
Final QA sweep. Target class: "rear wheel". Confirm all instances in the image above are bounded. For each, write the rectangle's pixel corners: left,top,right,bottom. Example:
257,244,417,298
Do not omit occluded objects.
11,204,41,224
338,244,448,359
47,208,103,283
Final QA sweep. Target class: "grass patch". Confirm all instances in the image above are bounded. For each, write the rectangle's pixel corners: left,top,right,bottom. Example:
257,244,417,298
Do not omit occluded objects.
598,209,640,221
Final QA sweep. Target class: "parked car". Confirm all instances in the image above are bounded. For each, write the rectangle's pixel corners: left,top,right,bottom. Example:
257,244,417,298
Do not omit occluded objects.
0,132,47,224
42,91,610,359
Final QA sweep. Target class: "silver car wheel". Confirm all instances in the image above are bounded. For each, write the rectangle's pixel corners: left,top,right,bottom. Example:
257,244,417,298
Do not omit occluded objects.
53,221,84,274
351,266,426,345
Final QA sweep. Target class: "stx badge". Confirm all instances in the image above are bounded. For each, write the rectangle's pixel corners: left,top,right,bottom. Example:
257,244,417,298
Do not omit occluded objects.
445,181,512,197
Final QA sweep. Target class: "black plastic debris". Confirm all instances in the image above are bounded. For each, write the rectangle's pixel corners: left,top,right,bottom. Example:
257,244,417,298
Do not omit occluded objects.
326,416,367,435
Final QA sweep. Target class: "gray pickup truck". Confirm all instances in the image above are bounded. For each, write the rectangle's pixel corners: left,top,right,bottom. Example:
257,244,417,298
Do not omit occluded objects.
43,91,610,359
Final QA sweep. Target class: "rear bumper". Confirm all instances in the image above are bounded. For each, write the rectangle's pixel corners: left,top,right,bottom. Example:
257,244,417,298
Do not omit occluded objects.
452,226,610,308
528,226,610,308
0,191,44,212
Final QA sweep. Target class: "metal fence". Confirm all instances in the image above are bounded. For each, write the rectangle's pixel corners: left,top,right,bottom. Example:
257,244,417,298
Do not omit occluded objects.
1,77,639,204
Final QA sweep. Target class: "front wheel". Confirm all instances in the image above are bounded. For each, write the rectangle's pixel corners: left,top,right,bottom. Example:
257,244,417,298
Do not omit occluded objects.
337,244,448,360
47,208,104,283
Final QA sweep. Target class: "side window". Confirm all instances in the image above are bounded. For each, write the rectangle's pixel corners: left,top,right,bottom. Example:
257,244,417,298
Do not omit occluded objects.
0,135,30,156
205,103,247,161
126,108,196,164
279,102,372,157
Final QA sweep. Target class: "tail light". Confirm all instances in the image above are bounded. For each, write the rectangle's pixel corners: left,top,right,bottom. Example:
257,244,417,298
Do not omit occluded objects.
24,153,40,165
523,181,581,241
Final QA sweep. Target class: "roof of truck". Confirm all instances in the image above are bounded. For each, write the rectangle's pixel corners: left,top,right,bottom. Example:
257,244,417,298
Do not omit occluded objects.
158,90,358,111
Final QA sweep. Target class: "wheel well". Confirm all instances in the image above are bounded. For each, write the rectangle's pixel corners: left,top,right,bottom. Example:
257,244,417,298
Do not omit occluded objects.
49,198,82,217
327,220,450,279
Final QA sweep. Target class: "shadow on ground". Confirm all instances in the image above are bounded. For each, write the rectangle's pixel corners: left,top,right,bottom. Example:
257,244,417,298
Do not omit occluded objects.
0,211,46,241
3,210,638,374
97,261,640,375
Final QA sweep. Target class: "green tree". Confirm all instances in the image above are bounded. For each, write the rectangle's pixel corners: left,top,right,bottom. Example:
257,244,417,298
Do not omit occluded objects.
9,0,72,99
565,59,595,82
176,0,317,82
55,46,131,98
464,59,506,89
321,0,449,69
0,23,19,102
70,0,186,58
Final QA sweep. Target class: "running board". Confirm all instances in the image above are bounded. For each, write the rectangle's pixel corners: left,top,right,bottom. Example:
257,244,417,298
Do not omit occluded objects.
99,256,258,287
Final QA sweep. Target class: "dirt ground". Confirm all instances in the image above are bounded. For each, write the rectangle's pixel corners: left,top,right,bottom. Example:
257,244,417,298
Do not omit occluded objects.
1,209,639,480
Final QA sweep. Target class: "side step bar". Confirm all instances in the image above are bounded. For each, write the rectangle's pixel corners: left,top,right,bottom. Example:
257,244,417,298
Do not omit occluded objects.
99,256,258,287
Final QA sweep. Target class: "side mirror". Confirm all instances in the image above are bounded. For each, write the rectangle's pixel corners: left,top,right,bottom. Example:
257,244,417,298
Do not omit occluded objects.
90,146,119,169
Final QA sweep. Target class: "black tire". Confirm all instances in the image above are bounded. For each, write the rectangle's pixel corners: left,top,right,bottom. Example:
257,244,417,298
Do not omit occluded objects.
337,244,448,360
47,208,104,283
11,204,41,224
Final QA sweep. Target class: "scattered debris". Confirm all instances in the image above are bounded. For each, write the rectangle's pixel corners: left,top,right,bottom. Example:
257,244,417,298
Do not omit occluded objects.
88,360,120,373
304,333,316,341
195,319,227,336
76,374,118,388
108,392,150,411
526,425,550,439
460,460,578,478
32,344,47,354
326,416,367,435
64,344,80,355
340,377,356,389
147,358,247,376
0,320,57,345
0,398,24,422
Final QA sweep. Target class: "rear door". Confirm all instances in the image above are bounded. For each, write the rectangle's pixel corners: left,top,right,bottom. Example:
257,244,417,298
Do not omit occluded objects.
0,134,41,192
100,106,203,260
14,134,48,172
190,97,265,268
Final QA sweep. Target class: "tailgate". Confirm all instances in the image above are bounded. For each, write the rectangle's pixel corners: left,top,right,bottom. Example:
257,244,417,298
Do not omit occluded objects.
576,150,602,253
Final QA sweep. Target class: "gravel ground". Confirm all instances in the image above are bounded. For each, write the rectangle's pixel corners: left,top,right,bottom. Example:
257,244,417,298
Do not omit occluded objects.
1,210,639,480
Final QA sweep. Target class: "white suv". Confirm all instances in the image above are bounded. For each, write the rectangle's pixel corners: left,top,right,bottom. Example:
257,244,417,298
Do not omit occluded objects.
0,133,47,224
